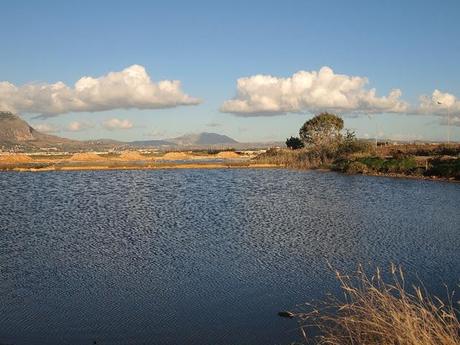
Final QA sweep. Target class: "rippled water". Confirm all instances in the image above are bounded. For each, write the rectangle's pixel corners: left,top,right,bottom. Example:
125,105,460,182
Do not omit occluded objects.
0,169,459,345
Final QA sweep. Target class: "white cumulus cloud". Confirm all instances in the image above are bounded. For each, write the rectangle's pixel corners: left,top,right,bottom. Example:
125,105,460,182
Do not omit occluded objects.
416,90,460,127
220,66,408,116
102,118,134,130
418,89,460,115
0,65,201,117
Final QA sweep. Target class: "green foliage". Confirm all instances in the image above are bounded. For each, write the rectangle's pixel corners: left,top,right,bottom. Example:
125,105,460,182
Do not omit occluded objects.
426,159,460,179
355,156,418,174
285,136,304,150
358,156,386,170
384,157,418,173
299,112,344,147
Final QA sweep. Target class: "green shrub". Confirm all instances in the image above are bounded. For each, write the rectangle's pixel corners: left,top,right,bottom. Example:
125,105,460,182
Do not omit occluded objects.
344,161,369,174
285,136,304,150
358,156,386,171
355,156,417,174
426,159,460,179
383,157,417,174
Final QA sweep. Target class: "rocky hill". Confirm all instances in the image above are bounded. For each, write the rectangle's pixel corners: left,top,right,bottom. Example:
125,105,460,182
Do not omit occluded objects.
0,111,75,151
0,111,125,152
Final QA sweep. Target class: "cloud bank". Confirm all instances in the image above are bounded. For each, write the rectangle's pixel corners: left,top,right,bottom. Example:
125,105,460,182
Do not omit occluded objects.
0,65,200,117
220,67,408,116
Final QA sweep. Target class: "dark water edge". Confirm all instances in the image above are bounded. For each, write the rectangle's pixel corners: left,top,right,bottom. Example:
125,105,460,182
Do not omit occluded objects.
0,169,459,345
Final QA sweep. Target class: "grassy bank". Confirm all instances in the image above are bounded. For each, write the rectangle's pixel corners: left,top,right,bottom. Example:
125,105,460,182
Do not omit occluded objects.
286,265,460,345
255,144,460,180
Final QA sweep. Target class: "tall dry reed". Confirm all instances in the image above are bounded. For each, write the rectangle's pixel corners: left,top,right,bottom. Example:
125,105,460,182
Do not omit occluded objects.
292,265,459,345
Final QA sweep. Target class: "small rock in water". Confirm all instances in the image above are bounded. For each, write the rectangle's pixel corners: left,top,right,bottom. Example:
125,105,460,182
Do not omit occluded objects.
278,311,295,318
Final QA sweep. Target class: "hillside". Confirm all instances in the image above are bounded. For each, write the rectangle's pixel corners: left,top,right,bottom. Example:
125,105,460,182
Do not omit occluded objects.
167,132,238,146
0,111,77,150
0,111,126,152
129,133,238,148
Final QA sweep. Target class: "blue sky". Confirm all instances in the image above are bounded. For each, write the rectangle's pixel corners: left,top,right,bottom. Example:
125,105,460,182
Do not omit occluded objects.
1,0,459,142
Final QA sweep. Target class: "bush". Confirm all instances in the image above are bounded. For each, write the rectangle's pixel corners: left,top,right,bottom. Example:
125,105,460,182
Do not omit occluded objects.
337,139,374,157
358,156,386,171
383,156,418,174
286,136,304,150
426,159,460,179
355,156,417,174
344,161,369,174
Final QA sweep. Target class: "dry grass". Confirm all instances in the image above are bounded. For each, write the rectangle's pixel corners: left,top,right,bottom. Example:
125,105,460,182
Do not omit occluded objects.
292,265,459,345
375,143,460,157
254,148,322,169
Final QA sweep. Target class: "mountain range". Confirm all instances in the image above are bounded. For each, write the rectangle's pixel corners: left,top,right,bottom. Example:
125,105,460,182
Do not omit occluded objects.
0,111,244,151
131,132,238,148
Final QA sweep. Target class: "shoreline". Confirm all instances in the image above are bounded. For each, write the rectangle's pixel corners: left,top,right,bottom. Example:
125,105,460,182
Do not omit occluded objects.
1,162,281,172
1,161,458,183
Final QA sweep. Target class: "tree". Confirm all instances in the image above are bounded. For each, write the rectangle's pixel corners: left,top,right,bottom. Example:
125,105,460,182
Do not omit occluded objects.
285,136,304,150
299,112,344,147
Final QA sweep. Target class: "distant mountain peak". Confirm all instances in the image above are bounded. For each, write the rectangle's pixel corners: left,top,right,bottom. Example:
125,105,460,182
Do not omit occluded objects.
169,132,238,146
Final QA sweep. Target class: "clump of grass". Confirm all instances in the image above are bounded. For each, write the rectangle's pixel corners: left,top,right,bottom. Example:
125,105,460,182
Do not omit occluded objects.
292,265,459,345
255,148,336,169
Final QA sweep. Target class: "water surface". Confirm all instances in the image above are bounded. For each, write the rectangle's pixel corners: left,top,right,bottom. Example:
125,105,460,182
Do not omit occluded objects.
0,169,459,345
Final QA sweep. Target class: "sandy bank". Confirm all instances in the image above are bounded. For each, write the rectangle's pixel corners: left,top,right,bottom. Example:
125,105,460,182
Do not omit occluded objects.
8,162,280,172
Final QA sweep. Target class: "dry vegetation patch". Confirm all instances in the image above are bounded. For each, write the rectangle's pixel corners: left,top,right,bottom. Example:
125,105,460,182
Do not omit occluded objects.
290,265,460,345
0,154,33,163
